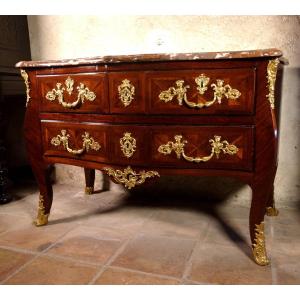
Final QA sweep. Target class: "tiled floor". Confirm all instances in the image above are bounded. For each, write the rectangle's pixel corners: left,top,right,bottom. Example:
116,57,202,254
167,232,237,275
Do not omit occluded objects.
0,183,299,284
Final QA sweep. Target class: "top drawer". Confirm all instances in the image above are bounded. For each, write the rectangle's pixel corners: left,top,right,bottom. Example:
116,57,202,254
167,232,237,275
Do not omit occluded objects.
37,73,108,113
147,68,255,115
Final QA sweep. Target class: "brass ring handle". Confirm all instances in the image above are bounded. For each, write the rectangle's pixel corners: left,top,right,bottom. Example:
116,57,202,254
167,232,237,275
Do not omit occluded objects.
159,74,241,109
158,135,238,162
51,129,101,155
45,76,96,108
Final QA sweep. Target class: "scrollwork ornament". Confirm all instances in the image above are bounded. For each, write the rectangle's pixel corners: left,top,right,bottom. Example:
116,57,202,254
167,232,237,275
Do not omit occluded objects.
20,69,31,107
34,195,49,226
120,132,137,158
252,222,270,266
266,58,280,109
103,166,160,189
118,79,135,107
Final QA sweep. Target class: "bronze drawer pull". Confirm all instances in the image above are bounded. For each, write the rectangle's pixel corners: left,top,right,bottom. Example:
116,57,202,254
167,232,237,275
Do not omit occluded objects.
159,74,241,109
103,166,159,189
45,76,96,108
158,135,238,162
51,129,101,155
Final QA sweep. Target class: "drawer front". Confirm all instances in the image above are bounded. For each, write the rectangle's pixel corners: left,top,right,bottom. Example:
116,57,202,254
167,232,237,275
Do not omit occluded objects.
147,68,255,115
38,73,108,113
151,126,254,171
41,122,253,171
42,121,108,163
108,72,145,113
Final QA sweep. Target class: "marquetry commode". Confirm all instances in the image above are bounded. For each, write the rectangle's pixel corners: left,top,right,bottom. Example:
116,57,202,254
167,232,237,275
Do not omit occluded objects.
16,49,285,266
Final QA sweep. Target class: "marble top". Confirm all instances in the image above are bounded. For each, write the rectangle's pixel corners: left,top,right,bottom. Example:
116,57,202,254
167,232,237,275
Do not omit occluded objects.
16,48,283,68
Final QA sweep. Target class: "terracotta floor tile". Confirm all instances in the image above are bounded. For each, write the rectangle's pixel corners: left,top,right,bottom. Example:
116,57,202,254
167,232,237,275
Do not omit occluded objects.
271,223,300,256
216,205,250,221
269,208,300,226
271,252,300,284
203,218,251,248
0,213,31,234
0,248,34,282
188,243,273,284
141,208,209,240
112,234,196,278
94,267,180,285
82,206,154,234
0,222,73,251
5,255,98,284
46,226,123,264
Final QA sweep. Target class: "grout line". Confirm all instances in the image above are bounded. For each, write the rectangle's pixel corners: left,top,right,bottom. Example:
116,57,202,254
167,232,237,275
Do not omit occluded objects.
41,252,103,268
0,245,40,256
0,224,78,284
106,265,181,283
88,238,132,285
179,221,211,284
88,210,157,285
180,220,211,284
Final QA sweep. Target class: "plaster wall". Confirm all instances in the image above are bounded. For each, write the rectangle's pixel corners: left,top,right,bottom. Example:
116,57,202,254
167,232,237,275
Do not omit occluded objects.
27,16,300,208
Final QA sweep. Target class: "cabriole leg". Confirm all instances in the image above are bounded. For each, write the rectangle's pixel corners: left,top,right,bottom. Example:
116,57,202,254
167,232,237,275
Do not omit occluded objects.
33,166,53,226
250,183,271,266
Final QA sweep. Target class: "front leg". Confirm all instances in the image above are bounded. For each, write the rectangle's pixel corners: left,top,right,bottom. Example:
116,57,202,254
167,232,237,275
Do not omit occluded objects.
33,165,53,226
22,69,53,226
250,182,271,266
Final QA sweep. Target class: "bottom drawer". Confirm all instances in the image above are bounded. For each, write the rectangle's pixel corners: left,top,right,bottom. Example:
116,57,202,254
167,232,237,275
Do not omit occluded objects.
151,126,254,171
41,121,254,171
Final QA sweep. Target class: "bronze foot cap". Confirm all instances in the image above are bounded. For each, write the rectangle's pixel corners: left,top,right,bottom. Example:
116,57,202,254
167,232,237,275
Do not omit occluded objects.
85,186,94,195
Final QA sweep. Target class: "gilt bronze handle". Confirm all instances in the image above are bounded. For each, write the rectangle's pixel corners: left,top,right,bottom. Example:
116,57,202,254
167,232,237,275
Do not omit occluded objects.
51,130,101,155
45,76,96,108
159,74,241,109
158,135,238,162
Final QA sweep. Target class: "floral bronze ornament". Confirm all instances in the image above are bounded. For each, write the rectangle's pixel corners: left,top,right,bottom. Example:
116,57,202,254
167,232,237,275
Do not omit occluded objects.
51,129,101,155
85,187,94,195
195,74,210,95
158,135,238,163
34,195,49,226
118,79,135,107
266,204,279,217
252,222,270,266
65,76,74,95
159,75,241,109
120,132,136,158
45,76,96,108
266,58,280,109
103,166,160,189
20,69,31,107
